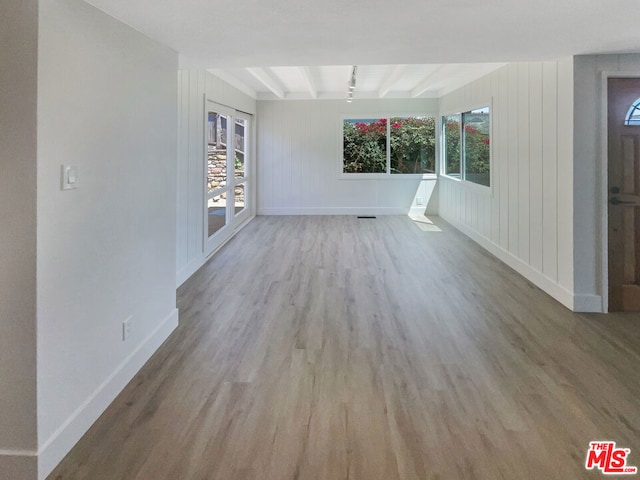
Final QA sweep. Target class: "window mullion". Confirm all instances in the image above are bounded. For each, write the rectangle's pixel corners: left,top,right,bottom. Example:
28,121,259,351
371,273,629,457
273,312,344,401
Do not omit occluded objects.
386,117,391,175
460,119,464,181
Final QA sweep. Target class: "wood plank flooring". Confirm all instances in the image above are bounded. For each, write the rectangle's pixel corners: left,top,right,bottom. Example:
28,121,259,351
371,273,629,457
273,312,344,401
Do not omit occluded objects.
48,215,640,480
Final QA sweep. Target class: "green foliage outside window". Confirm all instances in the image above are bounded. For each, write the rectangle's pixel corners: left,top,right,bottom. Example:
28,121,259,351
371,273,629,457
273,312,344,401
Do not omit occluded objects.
443,115,461,176
462,109,490,186
343,117,436,174
343,119,387,173
442,108,491,187
389,117,435,174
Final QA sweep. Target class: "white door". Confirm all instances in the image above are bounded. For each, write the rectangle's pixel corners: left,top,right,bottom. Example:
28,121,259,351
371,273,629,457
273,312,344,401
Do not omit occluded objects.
232,111,251,226
204,100,253,256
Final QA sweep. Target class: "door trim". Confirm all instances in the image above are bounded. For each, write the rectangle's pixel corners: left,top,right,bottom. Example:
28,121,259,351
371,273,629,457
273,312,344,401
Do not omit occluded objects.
600,71,640,312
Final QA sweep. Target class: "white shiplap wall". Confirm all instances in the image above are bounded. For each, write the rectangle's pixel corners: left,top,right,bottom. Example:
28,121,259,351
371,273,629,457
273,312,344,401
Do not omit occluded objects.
176,70,257,286
256,99,439,216
438,59,581,310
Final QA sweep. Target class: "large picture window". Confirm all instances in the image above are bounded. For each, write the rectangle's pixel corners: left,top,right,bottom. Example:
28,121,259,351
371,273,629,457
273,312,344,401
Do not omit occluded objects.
442,106,491,187
342,116,436,175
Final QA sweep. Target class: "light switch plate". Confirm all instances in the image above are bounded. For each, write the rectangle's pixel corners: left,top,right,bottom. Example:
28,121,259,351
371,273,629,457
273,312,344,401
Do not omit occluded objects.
61,164,78,190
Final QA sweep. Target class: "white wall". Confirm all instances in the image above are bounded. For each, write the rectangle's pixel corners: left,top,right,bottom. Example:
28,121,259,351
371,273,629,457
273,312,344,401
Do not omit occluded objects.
438,59,581,310
176,69,257,286
0,0,39,478
256,99,439,216
574,53,640,312
36,1,179,478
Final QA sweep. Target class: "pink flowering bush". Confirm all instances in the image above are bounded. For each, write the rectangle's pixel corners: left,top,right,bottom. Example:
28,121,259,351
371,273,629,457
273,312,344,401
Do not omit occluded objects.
343,117,436,174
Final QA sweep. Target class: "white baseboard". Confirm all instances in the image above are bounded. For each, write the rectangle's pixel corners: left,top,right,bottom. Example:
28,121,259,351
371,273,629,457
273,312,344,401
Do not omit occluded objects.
440,214,603,313
573,294,604,313
257,207,409,216
177,255,205,288
176,215,255,288
37,308,180,480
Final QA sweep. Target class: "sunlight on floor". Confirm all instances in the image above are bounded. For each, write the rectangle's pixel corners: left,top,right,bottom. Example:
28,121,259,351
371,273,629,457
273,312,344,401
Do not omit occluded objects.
409,214,442,232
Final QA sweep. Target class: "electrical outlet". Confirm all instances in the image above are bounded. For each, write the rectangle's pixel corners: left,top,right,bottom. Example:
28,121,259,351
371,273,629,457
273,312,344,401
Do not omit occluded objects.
416,197,424,205
122,316,133,341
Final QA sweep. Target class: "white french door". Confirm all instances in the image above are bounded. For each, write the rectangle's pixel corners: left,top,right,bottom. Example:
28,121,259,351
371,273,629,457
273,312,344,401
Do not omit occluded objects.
204,100,252,255
233,111,251,226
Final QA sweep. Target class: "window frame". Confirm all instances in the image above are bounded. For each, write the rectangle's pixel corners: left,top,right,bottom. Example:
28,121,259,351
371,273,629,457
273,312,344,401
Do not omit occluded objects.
441,113,462,180
440,101,493,192
338,113,438,180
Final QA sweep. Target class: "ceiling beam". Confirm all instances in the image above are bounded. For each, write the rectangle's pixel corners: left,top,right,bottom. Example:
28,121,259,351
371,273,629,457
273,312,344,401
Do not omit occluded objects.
246,67,285,99
207,69,257,99
410,65,447,98
299,67,318,99
377,64,408,98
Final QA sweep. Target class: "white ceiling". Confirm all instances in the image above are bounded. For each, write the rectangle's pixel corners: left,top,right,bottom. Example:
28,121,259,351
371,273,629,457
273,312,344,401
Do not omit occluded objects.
208,64,507,99
83,0,640,99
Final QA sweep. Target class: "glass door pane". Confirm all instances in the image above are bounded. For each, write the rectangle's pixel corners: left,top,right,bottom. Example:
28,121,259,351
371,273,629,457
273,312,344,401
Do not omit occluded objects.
234,112,251,220
234,118,246,179
233,183,245,215
208,111,228,193
207,194,227,237
206,107,231,244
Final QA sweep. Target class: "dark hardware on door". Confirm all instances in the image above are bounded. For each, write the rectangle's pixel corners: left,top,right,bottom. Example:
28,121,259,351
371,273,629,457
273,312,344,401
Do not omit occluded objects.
610,186,621,194
610,196,635,205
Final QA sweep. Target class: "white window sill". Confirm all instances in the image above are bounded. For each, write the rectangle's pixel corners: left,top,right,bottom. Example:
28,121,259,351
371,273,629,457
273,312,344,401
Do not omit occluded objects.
338,173,437,181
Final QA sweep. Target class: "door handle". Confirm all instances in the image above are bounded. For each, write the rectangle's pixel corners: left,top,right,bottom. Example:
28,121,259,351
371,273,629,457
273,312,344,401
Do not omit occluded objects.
610,196,636,205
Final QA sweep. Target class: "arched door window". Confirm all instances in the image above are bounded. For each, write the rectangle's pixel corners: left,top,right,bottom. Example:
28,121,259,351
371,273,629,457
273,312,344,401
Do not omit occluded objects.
625,98,640,125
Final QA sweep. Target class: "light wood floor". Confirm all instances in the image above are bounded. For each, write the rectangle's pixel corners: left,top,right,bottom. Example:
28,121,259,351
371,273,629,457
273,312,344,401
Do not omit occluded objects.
49,216,640,480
